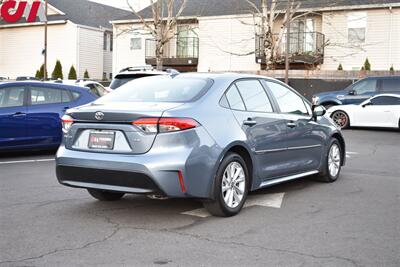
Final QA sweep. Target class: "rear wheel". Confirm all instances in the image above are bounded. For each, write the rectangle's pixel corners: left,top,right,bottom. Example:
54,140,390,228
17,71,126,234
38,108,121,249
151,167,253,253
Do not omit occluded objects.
331,110,350,129
316,139,342,183
87,189,125,201
203,153,249,217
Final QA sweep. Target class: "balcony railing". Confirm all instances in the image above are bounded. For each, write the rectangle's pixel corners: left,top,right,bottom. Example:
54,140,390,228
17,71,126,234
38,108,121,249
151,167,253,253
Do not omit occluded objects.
145,37,199,62
256,32,325,66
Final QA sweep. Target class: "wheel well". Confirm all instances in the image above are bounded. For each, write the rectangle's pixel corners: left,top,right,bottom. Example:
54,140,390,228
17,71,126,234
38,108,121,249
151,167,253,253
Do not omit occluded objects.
332,133,345,166
227,145,254,188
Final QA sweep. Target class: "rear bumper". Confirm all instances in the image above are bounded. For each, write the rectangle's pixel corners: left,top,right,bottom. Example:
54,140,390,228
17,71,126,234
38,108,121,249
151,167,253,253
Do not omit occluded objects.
56,127,222,198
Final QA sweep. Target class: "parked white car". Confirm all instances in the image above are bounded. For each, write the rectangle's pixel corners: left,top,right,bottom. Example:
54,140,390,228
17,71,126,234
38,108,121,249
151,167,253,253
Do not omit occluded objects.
326,94,400,129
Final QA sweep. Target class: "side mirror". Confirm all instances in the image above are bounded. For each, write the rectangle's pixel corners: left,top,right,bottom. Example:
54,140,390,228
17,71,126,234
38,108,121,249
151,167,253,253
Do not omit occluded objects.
312,105,326,121
362,101,372,108
348,89,356,95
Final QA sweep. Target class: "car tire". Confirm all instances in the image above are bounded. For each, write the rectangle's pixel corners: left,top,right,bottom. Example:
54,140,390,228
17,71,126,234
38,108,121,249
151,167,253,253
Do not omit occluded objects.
203,153,249,217
87,189,125,201
315,139,342,183
331,110,350,129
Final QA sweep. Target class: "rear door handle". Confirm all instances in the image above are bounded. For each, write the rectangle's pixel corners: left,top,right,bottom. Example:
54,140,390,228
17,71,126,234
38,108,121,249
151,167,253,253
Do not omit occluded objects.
287,121,296,128
12,112,26,117
243,118,257,126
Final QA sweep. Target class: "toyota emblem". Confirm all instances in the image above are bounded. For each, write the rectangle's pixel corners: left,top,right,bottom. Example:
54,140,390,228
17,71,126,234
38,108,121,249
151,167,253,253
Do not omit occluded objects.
95,112,104,121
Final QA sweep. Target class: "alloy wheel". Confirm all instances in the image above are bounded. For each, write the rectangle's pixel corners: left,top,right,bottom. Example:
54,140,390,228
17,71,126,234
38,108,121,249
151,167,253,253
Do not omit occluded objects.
221,161,246,208
328,144,341,178
332,111,348,128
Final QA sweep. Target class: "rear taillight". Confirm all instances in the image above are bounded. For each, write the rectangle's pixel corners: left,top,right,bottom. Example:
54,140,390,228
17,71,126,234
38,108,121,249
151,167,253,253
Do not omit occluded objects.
61,115,74,133
133,118,199,133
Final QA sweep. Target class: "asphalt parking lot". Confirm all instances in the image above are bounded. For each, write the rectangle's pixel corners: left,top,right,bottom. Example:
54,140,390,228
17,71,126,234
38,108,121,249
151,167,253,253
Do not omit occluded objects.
0,129,399,267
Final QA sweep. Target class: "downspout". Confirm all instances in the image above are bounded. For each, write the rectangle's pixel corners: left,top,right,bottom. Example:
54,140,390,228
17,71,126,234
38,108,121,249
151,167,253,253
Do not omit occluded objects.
388,6,393,68
76,25,80,78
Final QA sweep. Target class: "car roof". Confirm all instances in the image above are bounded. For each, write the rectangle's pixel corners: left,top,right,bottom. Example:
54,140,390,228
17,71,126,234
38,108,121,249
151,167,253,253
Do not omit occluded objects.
0,81,89,91
175,72,283,84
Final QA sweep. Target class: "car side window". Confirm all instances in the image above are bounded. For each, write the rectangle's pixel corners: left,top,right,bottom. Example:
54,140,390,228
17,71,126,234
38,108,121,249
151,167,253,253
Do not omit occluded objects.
94,84,106,97
87,84,101,98
71,92,81,100
225,85,246,111
265,81,309,116
352,79,377,94
31,87,70,105
370,96,400,105
235,80,273,113
0,87,25,108
381,79,400,92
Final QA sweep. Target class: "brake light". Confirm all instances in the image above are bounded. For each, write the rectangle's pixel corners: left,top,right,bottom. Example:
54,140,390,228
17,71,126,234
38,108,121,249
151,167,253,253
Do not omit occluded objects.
133,118,198,133
61,115,74,133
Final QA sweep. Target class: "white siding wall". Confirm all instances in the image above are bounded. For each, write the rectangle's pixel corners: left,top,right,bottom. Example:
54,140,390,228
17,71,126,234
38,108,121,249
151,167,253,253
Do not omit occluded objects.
77,26,104,80
198,15,259,72
113,24,151,75
322,8,400,70
0,22,77,79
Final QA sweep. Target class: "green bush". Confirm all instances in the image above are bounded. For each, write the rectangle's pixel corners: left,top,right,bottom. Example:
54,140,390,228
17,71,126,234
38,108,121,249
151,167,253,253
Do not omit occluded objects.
51,60,64,80
337,63,343,71
35,70,41,79
84,69,90,79
363,58,371,71
390,65,394,72
68,65,77,80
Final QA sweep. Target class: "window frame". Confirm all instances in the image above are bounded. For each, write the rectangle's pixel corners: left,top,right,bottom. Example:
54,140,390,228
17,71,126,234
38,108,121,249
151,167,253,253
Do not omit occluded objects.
220,78,276,114
262,79,311,116
370,96,400,106
0,86,28,109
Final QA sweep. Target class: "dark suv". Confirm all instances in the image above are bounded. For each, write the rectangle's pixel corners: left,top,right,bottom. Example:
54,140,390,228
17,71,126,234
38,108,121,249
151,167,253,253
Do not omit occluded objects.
313,76,400,108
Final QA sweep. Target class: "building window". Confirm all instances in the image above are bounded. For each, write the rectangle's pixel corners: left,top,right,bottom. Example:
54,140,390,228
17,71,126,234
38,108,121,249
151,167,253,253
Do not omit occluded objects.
130,37,142,50
103,32,108,50
348,12,367,43
103,72,107,80
110,34,113,52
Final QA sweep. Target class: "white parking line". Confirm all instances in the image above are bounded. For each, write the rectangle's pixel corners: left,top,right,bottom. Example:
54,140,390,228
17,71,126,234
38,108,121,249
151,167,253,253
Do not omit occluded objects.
181,193,285,218
0,159,55,165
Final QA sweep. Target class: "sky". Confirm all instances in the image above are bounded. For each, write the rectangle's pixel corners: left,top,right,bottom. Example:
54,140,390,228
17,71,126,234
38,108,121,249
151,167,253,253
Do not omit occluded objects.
89,0,151,11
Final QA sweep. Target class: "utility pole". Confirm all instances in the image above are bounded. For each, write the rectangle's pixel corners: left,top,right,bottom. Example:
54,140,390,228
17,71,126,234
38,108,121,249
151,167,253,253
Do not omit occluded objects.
284,0,291,84
44,0,48,80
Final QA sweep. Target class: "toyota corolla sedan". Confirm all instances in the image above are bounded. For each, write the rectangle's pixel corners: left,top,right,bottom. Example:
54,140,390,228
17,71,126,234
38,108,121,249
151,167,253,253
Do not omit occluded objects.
56,73,345,217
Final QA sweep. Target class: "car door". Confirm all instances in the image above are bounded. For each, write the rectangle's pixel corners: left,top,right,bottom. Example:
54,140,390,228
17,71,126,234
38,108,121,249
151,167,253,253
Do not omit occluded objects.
0,85,28,149
26,85,73,146
223,79,289,179
354,96,400,127
264,80,325,175
342,78,377,105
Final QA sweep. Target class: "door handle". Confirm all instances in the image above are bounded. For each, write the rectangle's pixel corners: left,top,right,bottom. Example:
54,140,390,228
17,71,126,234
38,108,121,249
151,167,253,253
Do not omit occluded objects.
287,121,296,128
12,112,26,117
243,118,257,126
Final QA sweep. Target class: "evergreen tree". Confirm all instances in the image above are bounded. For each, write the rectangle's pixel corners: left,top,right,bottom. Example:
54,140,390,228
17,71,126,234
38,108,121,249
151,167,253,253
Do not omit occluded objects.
51,60,64,80
337,63,343,71
390,65,394,72
363,58,371,71
84,69,90,79
35,70,41,79
68,65,77,80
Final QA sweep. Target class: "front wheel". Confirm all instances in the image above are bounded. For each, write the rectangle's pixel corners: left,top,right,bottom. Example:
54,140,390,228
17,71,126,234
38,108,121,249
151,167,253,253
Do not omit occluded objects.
316,139,342,183
203,153,249,217
87,189,125,201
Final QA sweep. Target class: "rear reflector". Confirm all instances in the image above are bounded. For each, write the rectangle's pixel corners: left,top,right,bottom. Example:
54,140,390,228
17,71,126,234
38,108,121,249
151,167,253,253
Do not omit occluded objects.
133,118,198,133
178,170,186,193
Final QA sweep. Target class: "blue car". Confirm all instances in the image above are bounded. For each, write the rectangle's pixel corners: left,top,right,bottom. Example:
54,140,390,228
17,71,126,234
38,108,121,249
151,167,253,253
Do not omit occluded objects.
0,81,98,151
312,76,400,108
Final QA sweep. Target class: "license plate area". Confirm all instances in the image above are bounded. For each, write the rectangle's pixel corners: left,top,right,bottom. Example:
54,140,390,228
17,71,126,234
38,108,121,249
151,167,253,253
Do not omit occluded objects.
88,130,116,150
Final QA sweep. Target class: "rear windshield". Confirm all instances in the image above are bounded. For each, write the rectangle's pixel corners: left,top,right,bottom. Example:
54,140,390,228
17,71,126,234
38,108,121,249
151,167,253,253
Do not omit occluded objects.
110,74,160,89
98,77,211,103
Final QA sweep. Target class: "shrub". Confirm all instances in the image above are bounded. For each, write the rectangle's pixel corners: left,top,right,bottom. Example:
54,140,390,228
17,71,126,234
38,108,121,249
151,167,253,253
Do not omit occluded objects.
68,65,77,80
35,70,41,79
51,60,64,80
84,69,90,79
390,65,394,72
337,63,343,71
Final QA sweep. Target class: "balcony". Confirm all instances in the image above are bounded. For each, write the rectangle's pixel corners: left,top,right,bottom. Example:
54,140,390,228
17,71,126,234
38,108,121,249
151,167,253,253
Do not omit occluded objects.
145,37,199,71
255,32,325,69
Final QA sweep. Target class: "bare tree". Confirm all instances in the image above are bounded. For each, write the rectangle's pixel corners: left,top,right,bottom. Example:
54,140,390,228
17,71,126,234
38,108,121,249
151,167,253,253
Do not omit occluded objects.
126,0,187,70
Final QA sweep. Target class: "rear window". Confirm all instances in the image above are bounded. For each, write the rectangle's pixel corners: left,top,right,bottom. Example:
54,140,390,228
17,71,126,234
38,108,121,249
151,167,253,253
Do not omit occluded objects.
98,77,211,103
381,79,400,92
110,74,160,89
